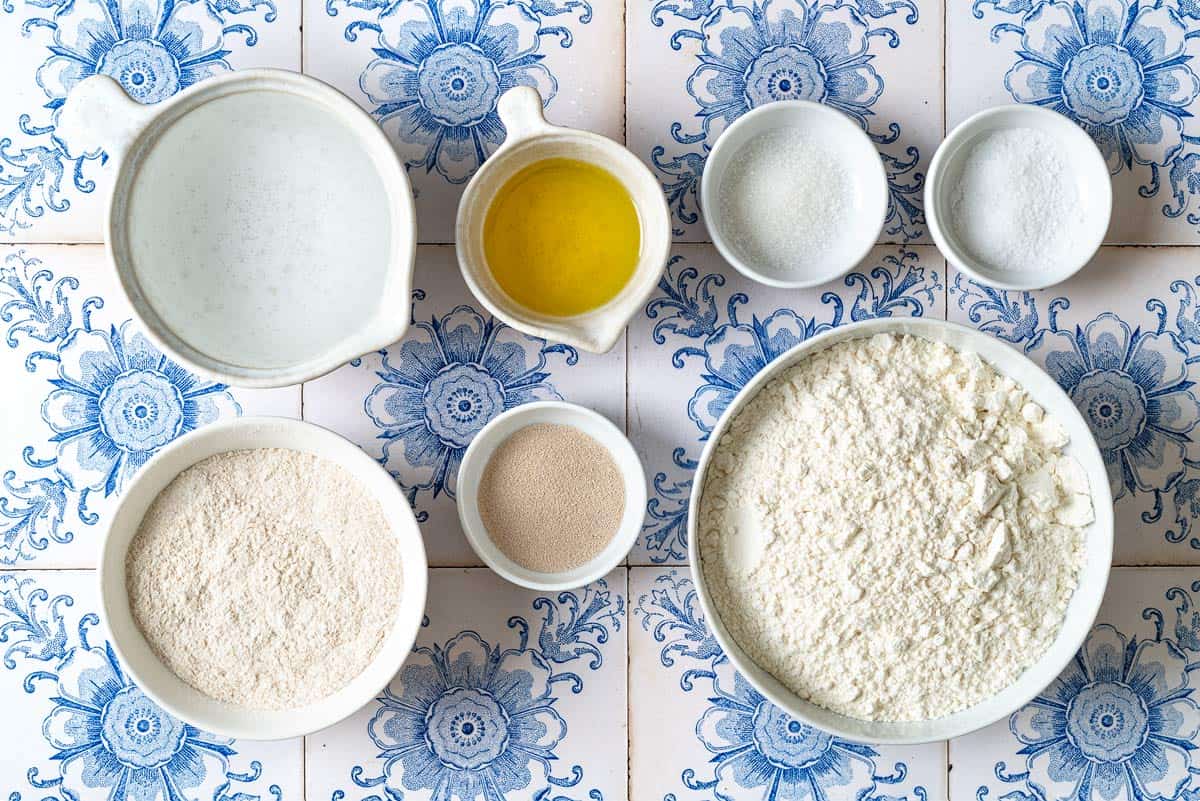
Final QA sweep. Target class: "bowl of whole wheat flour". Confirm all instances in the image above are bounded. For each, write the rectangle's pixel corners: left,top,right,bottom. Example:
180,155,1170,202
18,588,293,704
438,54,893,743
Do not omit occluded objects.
689,317,1112,744
98,416,428,740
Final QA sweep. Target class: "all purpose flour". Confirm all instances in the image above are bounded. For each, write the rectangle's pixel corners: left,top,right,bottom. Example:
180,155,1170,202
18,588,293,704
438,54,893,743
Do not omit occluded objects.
126,448,403,710
699,334,1092,721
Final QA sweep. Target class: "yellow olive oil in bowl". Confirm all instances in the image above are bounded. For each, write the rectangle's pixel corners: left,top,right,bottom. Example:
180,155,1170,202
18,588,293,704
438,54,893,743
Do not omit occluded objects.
483,158,640,317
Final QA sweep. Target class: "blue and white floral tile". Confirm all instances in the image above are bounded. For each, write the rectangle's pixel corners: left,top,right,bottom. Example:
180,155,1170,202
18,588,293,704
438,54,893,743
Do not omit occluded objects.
301,244,626,567
628,567,949,801
0,0,300,243
947,249,1200,565
301,0,624,244
0,570,303,800
948,0,1200,244
949,566,1200,801
307,566,628,801
0,244,299,569
626,0,941,245
627,243,946,565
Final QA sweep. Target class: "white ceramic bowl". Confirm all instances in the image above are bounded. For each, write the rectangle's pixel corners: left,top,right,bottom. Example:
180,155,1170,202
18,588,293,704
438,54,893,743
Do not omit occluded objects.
98,417,428,740
56,70,417,388
457,401,645,591
457,87,670,354
688,317,1113,745
701,100,887,289
926,104,1112,291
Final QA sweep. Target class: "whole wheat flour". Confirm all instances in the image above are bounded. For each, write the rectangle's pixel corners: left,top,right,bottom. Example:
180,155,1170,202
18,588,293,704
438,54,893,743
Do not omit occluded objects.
126,448,402,710
699,333,1092,722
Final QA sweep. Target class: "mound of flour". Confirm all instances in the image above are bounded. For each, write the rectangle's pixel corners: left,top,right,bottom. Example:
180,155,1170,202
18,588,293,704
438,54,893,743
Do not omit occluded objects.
698,333,1091,721
126,448,402,710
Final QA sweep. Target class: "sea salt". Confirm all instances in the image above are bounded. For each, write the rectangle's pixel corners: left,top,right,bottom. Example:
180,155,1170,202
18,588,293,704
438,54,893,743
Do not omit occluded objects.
949,128,1085,275
717,128,851,279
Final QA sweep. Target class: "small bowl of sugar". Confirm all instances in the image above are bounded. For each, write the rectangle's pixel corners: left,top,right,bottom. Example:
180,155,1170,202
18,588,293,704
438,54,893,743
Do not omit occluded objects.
701,100,888,289
456,401,646,591
926,105,1112,290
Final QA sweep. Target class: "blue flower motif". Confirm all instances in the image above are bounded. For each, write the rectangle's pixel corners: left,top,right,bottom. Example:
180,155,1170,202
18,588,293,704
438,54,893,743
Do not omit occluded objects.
688,309,808,434
695,657,878,801
358,0,558,183
635,571,723,666
1003,0,1200,171
36,0,237,112
1025,313,1200,501
41,320,240,496
1009,624,1200,801
367,631,567,801
41,644,236,801
683,0,884,139
365,305,574,507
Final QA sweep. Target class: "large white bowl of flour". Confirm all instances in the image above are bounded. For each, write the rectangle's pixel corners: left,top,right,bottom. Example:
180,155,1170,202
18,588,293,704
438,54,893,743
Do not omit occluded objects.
98,417,428,740
688,317,1112,744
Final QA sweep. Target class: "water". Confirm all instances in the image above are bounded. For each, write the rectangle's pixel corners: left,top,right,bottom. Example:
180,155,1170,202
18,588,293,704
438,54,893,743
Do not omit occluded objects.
127,90,392,369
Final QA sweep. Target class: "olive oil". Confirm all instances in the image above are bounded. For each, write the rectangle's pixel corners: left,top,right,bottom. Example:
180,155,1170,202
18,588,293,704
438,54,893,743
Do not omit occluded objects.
483,158,640,317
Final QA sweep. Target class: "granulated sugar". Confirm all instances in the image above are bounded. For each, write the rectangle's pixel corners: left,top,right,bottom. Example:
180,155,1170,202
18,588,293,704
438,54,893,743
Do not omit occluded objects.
949,128,1084,274
126,448,402,710
699,334,1091,722
717,128,850,279
478,423,624,573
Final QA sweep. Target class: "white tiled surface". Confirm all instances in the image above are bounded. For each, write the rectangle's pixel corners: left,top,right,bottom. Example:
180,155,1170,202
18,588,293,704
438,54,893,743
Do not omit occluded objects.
6,2,1200,800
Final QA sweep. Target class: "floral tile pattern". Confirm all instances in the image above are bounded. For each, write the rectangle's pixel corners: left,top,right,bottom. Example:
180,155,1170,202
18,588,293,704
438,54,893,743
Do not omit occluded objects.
307,567,627,801
302,0,625,242
948,249,1200,564
0,0,300,242
628,243,946,565
949,0,1200,244
626,0,943,243
0,245,298,569
302,245,625,567
949,567,1200,801
0,570,303,801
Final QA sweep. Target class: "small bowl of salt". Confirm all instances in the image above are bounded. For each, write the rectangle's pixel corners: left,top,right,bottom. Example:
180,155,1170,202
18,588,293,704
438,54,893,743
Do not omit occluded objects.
456,401,646,591
701,100,888,289
926,104,1112,290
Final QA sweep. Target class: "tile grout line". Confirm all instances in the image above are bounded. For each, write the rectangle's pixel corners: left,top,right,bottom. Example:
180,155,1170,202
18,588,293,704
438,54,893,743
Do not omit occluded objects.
624,566,633,801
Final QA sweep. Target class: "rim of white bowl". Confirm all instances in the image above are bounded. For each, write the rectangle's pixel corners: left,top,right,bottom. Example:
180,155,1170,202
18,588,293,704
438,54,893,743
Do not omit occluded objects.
686,317,1113,745
925,104,1112,291
700,99,888,289
97,416,428,740
457,401,645,591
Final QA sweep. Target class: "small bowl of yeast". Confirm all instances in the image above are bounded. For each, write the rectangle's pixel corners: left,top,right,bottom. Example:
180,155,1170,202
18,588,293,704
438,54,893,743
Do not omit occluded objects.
456,401,645,591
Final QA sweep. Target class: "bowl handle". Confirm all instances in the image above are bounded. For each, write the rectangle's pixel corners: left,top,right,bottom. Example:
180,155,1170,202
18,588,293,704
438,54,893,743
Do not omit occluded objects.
55,75,154,163
497,86,554,144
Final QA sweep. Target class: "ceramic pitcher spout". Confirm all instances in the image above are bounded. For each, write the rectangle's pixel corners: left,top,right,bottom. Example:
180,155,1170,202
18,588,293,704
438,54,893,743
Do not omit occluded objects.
55,75,155,163
558,320,628,354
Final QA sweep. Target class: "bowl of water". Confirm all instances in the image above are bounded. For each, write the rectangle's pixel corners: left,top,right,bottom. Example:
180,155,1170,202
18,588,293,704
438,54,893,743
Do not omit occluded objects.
56,69,417,387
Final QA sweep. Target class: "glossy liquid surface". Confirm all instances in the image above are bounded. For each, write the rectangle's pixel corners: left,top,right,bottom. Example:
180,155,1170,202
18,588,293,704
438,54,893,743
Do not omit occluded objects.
128,90,391,369
483,158,639,317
